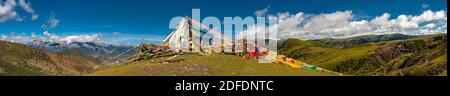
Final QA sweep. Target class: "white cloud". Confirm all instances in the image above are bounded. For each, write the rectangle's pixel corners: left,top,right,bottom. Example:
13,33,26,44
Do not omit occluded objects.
22,32,158,46
254,6,271,16
0,0,16,15
1,31,113,45
0,0,38,23
240,10,447,40
48,17,59,28
0,0,17,22
303,11,353,31
425,23,436,29
17,0,34,13
0,31,164,46
41,12,60,30
43,31,60,42
60,33,102,43
0,10,19,22
411,10,446,22
0,34,7,40
0,32,34,43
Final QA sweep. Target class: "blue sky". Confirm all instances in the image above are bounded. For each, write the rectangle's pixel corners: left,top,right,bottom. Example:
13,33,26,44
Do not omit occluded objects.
0,0,447,45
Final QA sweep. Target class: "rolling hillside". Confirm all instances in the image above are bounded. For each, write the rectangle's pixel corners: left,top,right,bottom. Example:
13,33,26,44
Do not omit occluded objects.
313,33,418,48
278,38,337,62
88,53,337,76
0,41,101,76
279,34,447,76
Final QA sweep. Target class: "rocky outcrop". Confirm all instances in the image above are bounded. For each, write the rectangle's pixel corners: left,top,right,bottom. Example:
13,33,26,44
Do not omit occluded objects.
349,34,447,76
289,34,447,76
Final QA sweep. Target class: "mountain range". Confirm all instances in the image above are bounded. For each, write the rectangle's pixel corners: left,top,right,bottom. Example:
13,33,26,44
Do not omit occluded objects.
27,40,137,63
0,41,101,76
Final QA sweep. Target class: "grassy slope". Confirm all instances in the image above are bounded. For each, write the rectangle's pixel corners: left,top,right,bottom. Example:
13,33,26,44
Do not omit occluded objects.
278,38,337,61
313,33,417,48
383,34,447,76
278,38,380,75
307,43,380,75
279,34,447,76
439,70,447,76
0,57,47,76
0,41,100,76
88,54,336,76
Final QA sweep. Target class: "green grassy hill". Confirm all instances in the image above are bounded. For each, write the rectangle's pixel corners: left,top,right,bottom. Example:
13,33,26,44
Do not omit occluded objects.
313,33,418,48
279,34,447,76
88,53,337,76
0,41,101,76
278,38,337,61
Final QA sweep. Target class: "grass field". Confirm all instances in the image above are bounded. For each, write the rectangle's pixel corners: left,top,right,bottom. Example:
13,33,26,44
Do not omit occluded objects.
308,43,379,68
87,53,337,76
